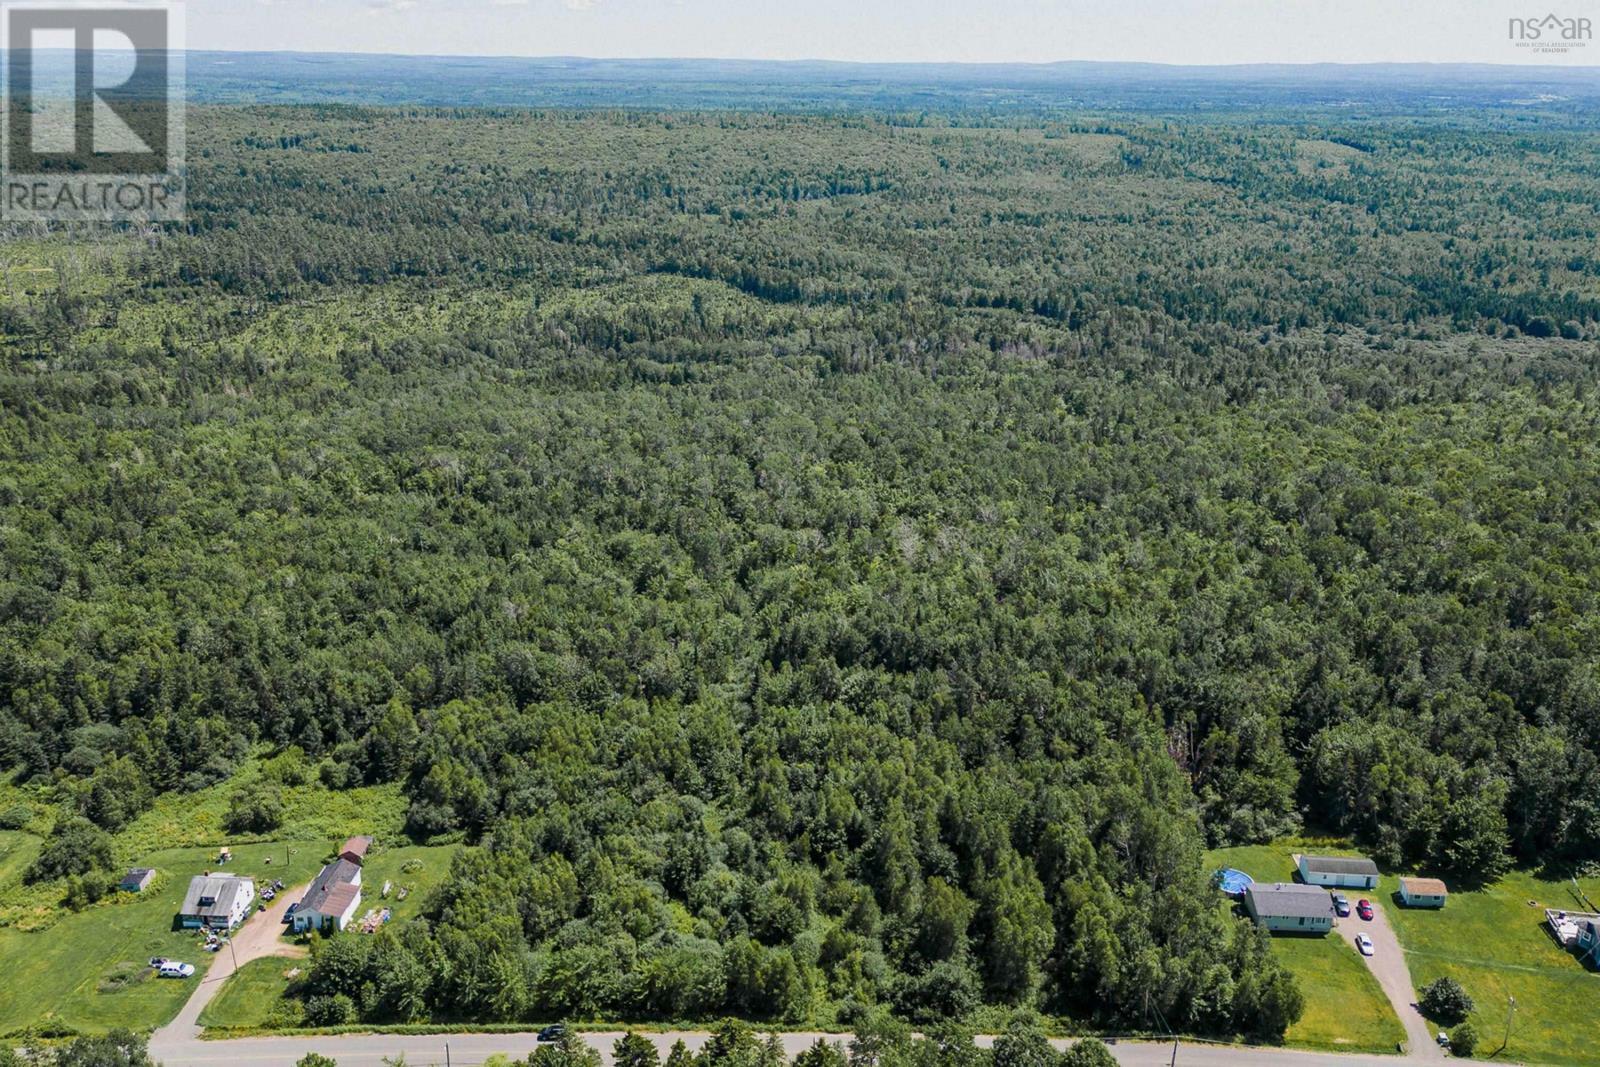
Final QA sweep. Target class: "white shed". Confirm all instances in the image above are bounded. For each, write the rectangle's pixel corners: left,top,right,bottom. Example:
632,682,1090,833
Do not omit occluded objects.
1297,854,1379,889
1398,876,1448,908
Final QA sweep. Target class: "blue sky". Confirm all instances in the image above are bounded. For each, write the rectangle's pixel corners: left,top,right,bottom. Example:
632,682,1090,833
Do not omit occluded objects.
188,0,1597,65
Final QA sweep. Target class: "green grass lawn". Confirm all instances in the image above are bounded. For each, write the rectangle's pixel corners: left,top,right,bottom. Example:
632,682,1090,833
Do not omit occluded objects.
1384,868,1600,1066
1206,840,1404,1055
0,838,355,1037
0,751,451,1038
198,957,304,1029
1271,934,1407,1054
354,842,461,927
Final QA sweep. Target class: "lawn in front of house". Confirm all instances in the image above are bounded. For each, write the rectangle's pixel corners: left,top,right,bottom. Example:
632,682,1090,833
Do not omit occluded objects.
1384,868,1600,1065
1205,841,1404,1055
1271,934,1407,1054
0,839,330,1036
198,957,305,1030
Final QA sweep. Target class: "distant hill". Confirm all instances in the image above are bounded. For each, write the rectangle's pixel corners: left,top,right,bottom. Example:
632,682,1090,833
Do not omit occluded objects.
181,51,1600,114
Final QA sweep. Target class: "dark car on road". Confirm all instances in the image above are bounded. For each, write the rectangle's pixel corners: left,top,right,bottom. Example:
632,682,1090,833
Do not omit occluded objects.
1332,893,1351,917
538,1025,567,1043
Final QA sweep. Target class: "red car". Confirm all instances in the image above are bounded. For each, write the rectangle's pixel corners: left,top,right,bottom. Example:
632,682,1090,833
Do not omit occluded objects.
1357,899,1374,920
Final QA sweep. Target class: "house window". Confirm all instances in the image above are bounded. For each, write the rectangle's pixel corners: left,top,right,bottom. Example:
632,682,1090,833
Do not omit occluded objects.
1299,917,1306,926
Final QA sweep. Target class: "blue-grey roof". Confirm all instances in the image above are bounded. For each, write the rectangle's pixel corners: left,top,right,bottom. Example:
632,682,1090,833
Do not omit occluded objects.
1247,882,1333,919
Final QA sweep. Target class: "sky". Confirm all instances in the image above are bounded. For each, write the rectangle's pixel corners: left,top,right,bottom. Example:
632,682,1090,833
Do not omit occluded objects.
186,0,1598,66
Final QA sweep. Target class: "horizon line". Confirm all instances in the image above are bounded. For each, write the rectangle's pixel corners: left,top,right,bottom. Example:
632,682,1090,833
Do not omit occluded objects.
178,49,1600,73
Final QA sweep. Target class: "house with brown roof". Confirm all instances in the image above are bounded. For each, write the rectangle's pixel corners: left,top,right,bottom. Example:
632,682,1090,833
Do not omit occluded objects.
1398,876,1448,908
293,857,363,932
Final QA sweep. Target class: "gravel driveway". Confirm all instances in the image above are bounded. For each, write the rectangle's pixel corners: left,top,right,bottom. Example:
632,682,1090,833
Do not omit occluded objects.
155,878,311,1041
1336,896,1445,1059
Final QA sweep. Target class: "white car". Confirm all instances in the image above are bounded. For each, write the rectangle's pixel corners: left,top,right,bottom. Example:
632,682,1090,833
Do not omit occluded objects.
1355,934,1374,957
158,961,196,978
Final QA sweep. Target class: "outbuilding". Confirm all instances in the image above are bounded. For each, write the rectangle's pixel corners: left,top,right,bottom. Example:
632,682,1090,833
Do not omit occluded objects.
1245,882,1334,933
338,835,374,866
119,867,156,893
1297,854,1380,890
1398,877,1448,908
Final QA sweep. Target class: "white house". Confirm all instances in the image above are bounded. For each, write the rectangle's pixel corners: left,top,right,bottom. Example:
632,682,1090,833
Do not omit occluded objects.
1398,876,1448,908
294,857,362,932
178,874,256,929
1244,882,1334,934
1297,854,1379,890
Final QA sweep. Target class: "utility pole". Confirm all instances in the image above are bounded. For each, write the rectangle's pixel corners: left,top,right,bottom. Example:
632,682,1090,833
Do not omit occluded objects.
1503,994,1516,1051
1169,1037,1178,1067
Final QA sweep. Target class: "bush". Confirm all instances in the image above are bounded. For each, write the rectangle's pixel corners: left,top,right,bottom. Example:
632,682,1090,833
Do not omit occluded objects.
0,802,32,829
1420,977,1474,1025
303,994,356,1027
26,817,114,883
889,959,980,1022
226,784,286,834
1061,1040,1119,1067
296,1056,339,1067
1450,1021,1477,1058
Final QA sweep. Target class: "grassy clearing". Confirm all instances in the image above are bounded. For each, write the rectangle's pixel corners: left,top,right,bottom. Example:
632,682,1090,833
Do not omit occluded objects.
1271,935,1407,1054
1206,841,1404,1055
1206,837,1374,887
1384,869,1600,1065
353,842,460,927
0,838,336,1037
198,957,304,1029
193,842,458,1033
0,753,419,1037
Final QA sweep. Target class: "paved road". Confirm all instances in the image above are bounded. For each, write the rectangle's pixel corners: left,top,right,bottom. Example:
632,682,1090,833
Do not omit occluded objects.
148,1027,1504,1067
158,881,311,1041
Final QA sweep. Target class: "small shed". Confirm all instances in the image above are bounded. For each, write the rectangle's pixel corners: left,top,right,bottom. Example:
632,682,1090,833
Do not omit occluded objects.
119,867,156,893
338,835,374,866
1297,854,1380,890
1398,876,1448,908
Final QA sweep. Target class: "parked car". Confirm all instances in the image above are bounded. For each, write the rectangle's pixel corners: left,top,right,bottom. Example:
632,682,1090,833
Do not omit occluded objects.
1332,893,1350,917
158,961,196,978
1355,933,1374,956
1357,899,1374,920
537,1024,567,1043
283,901,299,924
262,887,276,901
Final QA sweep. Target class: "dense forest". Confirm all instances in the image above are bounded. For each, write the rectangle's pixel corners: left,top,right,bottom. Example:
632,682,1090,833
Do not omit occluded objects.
2,103,1599,1038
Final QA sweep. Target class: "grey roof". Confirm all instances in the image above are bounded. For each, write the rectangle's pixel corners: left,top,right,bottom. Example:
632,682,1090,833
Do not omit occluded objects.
1247,882,1333,919
1300,855,1379,877
179,874,252,918
300,858,361,915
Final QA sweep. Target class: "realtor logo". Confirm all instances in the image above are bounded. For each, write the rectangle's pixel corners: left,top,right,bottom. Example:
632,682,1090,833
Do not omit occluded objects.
1507,12,1592,53
2,0,184,221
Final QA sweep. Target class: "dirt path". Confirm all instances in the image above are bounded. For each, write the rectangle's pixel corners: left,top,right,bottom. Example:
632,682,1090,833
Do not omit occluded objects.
155,880,311,1041
1336,898,1443,1059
